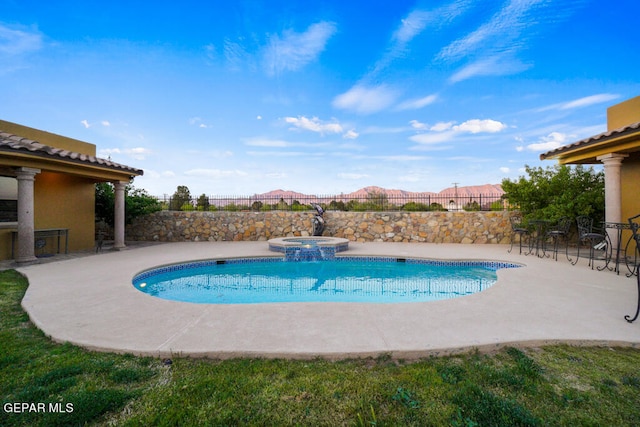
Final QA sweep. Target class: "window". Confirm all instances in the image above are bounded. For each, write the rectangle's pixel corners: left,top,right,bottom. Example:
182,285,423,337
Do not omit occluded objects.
0,177,18,222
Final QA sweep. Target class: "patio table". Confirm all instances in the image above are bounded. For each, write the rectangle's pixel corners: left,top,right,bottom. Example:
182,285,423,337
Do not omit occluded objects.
600,222,634,275
527,219,550,258
11,228,69,258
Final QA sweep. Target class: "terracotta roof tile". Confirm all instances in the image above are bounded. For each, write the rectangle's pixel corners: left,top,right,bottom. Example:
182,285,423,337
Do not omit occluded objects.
0,130,143,176
540,121,640,160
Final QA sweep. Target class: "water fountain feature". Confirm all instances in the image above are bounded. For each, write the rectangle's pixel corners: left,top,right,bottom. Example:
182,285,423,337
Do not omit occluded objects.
268,237,349,261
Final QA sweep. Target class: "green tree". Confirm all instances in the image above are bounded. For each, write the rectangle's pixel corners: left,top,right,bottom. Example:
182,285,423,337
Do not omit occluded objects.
365,191,389,211
402,202,430,211
463,200,481,211
501,164,604,223
196,194,210,211
170,185,191,211
95,183,161,226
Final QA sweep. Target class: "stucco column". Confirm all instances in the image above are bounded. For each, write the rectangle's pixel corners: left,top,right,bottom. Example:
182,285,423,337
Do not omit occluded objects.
112,181,127,250
597,153,627,250
15,167,41,264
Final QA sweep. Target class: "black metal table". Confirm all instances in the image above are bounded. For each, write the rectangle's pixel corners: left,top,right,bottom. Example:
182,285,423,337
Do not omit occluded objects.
11,228,69,258
527,220,549,258
600,222,634,275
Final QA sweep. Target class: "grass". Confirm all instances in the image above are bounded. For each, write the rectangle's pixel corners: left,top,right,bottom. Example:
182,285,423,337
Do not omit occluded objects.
1,269,640,426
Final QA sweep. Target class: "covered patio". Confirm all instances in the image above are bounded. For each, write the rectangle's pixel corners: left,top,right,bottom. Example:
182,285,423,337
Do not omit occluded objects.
0,120,143,264
540,95,640,250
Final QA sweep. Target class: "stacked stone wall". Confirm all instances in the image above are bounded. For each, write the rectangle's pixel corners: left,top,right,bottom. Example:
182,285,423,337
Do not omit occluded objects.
126,210,513,244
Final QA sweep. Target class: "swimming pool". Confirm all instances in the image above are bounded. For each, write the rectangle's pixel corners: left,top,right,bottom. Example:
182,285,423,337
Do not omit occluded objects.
133,257,521,304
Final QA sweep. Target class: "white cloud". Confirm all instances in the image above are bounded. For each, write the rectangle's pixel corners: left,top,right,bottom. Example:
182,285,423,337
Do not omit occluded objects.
500,167,510,173
338,172,370,180
81,120,91,129
244,138,289,147
454,119,507,133
189,117,211,128
284,116,343,134
247,150,307,157
410,131,457,145
410,119,507,145
184,168,248,178
438,0,545,62
526,132,569,152
536,93,620,112
559,93,620,110
449,55,530,83
343,130,359,139
332,84,399,114
430,121,455,132
393,10,432,44
396,94,438,111
223,38,252,71
410,120,427,130
0,24,43,56
101,120,111,127
125,147,152,160
370,1,473,77
263,21,337,76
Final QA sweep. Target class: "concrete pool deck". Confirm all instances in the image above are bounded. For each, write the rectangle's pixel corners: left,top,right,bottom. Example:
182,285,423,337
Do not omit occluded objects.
16,241,640,359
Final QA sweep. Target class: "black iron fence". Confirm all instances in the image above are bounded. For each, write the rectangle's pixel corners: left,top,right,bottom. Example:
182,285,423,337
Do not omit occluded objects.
153,193,507,212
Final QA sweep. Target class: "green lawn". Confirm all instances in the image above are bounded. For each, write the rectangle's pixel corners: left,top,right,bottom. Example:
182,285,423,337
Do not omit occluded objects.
1,269,639,426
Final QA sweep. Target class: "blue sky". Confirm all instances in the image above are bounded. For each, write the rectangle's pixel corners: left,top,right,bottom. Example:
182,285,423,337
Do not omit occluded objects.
1,0,639,196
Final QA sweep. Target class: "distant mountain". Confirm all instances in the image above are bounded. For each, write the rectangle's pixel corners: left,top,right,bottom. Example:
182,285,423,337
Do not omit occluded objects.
252,184,503,205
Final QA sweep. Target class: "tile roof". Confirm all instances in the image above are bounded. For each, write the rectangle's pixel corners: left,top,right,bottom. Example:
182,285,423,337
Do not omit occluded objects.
540,121,640,160
0,131,143,176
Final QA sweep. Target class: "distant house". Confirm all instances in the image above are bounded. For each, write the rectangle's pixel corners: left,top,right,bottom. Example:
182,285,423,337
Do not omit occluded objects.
540,95,640,247
0,120,143,263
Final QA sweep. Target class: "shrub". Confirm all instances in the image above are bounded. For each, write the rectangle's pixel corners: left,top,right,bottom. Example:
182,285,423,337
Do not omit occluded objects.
501,165,604,223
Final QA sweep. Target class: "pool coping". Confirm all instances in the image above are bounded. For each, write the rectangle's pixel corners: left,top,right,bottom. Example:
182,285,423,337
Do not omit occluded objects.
18,241,640,360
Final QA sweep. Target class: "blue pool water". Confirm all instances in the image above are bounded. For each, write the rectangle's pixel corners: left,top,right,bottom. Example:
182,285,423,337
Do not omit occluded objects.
133,257,521,304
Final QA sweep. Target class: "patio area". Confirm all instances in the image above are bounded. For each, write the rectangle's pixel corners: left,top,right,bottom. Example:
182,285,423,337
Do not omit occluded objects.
15,241,640,360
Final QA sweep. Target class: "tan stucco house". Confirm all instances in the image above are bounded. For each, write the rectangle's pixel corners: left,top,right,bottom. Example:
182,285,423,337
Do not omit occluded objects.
540,95,640,247
0,120,143,264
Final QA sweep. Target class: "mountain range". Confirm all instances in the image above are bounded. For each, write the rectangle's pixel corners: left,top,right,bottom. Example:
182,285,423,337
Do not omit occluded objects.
250,184,504,205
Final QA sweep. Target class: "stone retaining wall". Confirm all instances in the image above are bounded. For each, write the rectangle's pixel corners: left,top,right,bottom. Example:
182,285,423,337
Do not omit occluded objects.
126,210,513,244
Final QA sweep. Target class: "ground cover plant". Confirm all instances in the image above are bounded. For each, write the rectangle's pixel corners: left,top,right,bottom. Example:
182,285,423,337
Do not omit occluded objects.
1,270,639,426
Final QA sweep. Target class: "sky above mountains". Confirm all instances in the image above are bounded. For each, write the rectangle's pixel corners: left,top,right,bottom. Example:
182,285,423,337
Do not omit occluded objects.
1,0,638,196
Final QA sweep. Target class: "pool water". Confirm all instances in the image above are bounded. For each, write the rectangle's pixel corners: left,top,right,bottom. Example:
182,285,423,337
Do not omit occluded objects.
133,257,520,304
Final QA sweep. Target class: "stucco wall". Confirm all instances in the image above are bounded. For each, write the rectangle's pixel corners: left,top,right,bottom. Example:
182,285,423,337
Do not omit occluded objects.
0,172,96,260
621,155,640,245
34,172,95,252
607,95,640,131
127,210,513,244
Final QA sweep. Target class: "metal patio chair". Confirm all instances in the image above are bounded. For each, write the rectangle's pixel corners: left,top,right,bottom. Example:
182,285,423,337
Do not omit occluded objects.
571,216,607,269
545,216,572,261
508,214,530,254
625,214,640,323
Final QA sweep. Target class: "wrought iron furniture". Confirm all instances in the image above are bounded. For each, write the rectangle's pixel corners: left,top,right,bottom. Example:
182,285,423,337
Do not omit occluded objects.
601,222,633,275
545,216,572,261
571,216,607,269
527,219,550,258
625,214,640,323
11,228,69,259
508,214,529,254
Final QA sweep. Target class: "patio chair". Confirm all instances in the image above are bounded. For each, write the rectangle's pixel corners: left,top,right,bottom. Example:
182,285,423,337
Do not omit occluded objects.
508,214,530,254
571,216,607,269
625,214,640,323
545,216,572,261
